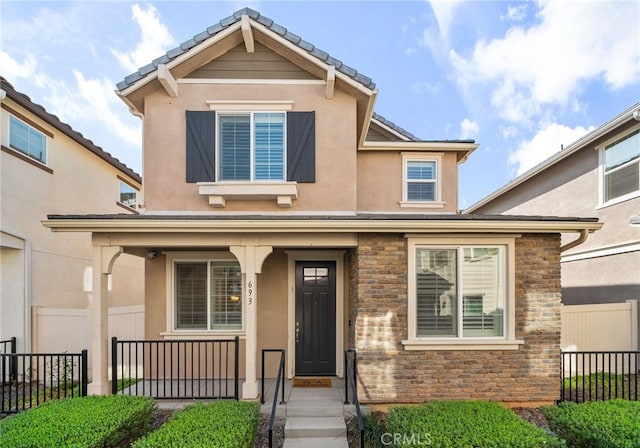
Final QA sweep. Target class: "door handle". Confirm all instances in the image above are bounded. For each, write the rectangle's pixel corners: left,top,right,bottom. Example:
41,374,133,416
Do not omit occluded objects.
296,321,300,343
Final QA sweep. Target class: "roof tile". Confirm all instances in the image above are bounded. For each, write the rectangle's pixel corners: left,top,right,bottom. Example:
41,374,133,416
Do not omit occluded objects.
194,30,209,43
180,38,198,51
207,23,224,35
166,47,184,59
255,15,273,27
220,15,236,27
283,31,301,45
269,23,287,36
310,47,329,61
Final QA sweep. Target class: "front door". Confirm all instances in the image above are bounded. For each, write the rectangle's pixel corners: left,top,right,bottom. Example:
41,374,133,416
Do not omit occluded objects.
295,261,336,376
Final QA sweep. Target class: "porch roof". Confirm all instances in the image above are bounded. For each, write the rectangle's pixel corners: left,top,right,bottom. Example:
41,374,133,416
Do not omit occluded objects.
43,212,601,235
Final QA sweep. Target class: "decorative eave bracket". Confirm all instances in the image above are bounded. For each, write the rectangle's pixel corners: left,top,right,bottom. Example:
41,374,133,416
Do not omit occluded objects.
326,65,335,99
241,14,255,53
158,64,178,98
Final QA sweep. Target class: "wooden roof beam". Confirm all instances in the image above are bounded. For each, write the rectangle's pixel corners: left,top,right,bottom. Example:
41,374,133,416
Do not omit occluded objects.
326,65,335,99
241,14,255,53
157,64,178,98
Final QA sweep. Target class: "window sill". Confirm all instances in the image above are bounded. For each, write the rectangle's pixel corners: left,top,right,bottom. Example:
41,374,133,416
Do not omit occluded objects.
399,200,445,209
161,331,245,340
197,181,298,208
116,202,140,214
401,339,524,351
2,145,53,174
596,191,640,210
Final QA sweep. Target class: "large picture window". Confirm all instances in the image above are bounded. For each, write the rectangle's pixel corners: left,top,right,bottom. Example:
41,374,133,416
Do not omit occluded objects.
602,128,639,204
175,260,242,331
218,112,285,182
9,115,47,163
415,246,505,339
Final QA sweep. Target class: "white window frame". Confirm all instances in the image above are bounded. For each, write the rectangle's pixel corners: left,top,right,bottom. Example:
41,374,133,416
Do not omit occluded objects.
215,111,287,183
8,114,48,165
163,251,245,339
597,123,640,209
118,178,138,209
400,153,445,208
403,236,523,350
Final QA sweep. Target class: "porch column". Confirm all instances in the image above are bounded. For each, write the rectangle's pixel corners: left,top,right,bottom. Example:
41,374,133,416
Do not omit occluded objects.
87,245,122,395
230,244,272,400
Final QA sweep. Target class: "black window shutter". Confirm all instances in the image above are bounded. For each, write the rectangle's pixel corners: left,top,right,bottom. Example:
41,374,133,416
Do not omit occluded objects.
186,110,215,183
287,111,315,182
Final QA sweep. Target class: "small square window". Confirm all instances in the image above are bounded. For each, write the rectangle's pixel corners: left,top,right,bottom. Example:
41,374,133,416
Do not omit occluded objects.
401,154,443,207
9,116,47,163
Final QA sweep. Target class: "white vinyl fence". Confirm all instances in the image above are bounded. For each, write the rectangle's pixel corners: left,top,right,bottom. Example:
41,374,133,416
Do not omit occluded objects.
561,300,639,376
32,305,144,379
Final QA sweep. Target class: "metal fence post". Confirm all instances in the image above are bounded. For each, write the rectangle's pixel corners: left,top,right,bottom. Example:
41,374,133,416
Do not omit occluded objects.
111,337,118,395
234,336,239,400
10,336,17,382
81,350,88,396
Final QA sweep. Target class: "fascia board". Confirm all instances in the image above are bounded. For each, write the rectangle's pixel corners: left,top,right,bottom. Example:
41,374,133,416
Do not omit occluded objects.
42,218,603,234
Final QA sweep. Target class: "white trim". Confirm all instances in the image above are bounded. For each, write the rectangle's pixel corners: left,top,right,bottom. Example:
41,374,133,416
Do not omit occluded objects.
404,236,517,349
157,64,178,98
164,251,242,335
8,114,48,166
561,241,640,263
178,79,326,85
241,14,255,53
401,340,524,351
598,124,640,208
206,100,293,111
361,141,477,152
370,117,411,142
286,250,345,379
401,153,442,205
198,182,298,208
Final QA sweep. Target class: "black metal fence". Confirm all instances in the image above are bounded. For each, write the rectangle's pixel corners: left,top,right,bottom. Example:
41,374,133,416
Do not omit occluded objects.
561,351,640,402
1,337,17,384
345,349,364,448
1,350,88,415
264,350,286,448
112,337,239,399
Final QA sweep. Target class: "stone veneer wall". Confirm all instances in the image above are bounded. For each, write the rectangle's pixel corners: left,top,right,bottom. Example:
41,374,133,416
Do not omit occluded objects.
351,233,562,404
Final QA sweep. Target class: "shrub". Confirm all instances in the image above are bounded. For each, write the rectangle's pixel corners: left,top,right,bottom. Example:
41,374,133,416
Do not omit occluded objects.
562,373,639,401
0,395,156,448
386,400,564,448
348,411,387,448
132,400,259,448
542,399,640,448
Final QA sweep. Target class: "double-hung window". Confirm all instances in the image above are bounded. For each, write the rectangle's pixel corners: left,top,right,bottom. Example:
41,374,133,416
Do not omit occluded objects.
405,237,519,350
401,153,443,207
9,115,47,164
218,112,285,182
602,128,639,204
174,260,242,331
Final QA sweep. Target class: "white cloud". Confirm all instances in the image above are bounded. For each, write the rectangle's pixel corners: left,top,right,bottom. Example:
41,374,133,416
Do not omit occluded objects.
451,0,640,123
460,118,479,139
405,47,417,56
111,4,175,73
499,125,519,140
502,4,527,21
508,122,593,175
411,81,440,95
428,0,464,44
44,71,141,148
0,51,37,80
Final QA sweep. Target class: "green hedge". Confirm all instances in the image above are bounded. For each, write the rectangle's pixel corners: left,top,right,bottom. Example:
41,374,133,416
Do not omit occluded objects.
386,400,564,448
0,395,156,448
543,399,640,448
132,400,259,448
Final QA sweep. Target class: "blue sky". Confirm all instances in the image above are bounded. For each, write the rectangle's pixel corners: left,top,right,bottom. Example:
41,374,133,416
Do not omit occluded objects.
2,0,639,208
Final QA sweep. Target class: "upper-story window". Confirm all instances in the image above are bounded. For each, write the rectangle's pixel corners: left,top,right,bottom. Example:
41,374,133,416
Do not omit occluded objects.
218,112,285,182
119,179,138,209
400,153,444,208
9,115,47,164
602,128,639,204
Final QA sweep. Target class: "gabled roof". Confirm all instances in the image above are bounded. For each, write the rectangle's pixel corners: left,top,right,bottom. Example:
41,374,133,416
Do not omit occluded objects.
116,7,375,93
1,77,141,184
465,101,640,213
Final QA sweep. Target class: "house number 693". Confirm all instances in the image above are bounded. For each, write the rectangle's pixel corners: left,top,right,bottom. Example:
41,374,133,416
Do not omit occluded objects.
247,281,254,305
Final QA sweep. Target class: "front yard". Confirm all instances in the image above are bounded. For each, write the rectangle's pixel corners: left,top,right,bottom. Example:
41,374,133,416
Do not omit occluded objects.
2,396,640,447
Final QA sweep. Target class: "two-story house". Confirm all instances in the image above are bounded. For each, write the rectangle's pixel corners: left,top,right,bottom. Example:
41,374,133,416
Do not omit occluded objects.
44,9,601,405
1,77,144,359
467,103,640,351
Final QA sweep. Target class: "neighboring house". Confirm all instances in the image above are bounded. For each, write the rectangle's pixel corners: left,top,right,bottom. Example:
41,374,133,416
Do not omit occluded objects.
0,77,144,357
466,104,640,351
44,8,601,405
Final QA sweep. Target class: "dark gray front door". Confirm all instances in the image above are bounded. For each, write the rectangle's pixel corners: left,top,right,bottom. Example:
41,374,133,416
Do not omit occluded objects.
295,261,336,376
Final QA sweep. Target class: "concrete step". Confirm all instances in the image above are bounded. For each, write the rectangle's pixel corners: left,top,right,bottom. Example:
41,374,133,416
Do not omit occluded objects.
286,399,344,417
283,436,349,448
284,416,347,438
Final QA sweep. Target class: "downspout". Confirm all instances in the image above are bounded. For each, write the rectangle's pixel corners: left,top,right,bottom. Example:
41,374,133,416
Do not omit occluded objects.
560,229,590,252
